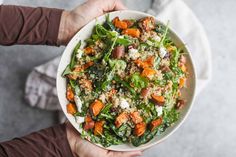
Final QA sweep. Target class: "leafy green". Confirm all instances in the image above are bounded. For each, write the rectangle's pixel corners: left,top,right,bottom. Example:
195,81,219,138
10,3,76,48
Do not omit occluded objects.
130,73,148,89
114,76,136,95
101,59,127,91
170,48,180,68
103,14,115,31
137,103,157,123
116,37,131,46
62,65,72,76
103,34,118,62
131,129,158,147
162,108,179,127
70,41,81,69
159,22,169,47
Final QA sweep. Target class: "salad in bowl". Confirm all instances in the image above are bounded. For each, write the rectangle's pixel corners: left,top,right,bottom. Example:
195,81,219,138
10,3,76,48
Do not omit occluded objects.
57,10,196,151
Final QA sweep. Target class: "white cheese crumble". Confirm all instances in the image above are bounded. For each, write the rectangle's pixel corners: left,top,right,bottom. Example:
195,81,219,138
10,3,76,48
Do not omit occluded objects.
128,48,140,60
76,116,85,124
155,106,163,116
153,35,161,42
159,46,167,58
119,98,130,109
74,96,82,112
99,94,106,103
76,49,83,60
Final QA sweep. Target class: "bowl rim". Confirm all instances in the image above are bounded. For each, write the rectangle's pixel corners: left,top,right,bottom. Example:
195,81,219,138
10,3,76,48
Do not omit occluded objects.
56,10,197,151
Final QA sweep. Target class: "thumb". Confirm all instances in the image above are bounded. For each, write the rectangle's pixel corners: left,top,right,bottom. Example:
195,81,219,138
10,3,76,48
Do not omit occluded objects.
95,0,127,12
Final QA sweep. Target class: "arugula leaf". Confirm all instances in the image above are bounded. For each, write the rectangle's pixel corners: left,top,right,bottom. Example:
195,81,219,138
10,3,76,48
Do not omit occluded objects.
114,76,136,95
162,108,179,127
70,41,81,69
131,129,158,147
103,14,115,31
130,73,148,89
170,48,180,68
116,37,131,46
103,34,118,62
160,21,170,46
62,65,72,76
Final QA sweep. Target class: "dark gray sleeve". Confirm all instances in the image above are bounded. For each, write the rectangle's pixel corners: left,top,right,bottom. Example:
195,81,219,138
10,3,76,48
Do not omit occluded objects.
0,5,63,46
0,124,74,157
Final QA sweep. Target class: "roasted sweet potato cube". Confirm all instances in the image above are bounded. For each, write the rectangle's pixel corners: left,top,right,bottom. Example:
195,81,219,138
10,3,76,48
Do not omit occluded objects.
150,117,162,131
66,103,77,115
66,85,74,102
122,28,141,38
134,122,146,137
130,111,143,124
94,120,105,136
151,94,165,106
89,100,104,116
115,112,129,128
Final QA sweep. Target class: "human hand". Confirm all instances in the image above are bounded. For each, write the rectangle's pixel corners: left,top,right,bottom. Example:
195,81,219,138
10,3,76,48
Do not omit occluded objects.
65,122,142,157
57,0,126,45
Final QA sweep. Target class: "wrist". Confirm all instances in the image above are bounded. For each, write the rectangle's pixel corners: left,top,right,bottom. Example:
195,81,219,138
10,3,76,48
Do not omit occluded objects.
58,10,71,45
66,122,83,157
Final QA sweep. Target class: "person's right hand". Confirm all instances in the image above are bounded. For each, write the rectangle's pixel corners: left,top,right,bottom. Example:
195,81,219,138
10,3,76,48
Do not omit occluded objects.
58,0,126,45
66,122,142,157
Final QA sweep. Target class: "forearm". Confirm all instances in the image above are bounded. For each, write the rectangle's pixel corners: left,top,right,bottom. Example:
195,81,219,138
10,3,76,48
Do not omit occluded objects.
0,124,74,157
0,5,63,46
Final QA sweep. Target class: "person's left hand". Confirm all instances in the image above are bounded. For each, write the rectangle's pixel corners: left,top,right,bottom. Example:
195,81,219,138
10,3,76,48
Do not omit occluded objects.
57,0,126,45
66,122,142,157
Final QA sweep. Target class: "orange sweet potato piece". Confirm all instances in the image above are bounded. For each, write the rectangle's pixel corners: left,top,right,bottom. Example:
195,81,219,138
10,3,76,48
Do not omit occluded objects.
141,68,156,79
89,100,104,116
83,115,95,131
66,103,77,115
83,61,94,70
94,120,105,136
115,112,129,128
134,56,154,69
134,122,146,137
66,85,74,102
150,117,162,131
122,28,141,38
151,94,165,106
130,111,143,124
113,17,128,29
123,19,134,27
179,77,186,88
74,61,94,72
84,47,95,55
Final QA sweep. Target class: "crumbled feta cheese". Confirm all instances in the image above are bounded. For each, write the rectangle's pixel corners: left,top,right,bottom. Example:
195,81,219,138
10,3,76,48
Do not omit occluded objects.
76,49,83,60
74,96,82,112
120,98,130,109
155,106,163,116
76,116,85,123
153,35,161,42
159,46,167,58
128,48,140,60
99,94,106,103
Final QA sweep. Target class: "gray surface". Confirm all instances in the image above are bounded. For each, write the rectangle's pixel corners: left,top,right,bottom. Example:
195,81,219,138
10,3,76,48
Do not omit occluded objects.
0,0,235,157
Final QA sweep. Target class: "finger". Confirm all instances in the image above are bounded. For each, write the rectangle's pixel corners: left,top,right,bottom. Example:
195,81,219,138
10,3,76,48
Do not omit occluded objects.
114,0,127,10
99,0,127,12
110,151,142,157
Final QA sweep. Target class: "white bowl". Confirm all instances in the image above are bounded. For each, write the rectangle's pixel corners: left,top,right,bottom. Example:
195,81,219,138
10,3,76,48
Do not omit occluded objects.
57,10,196,151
